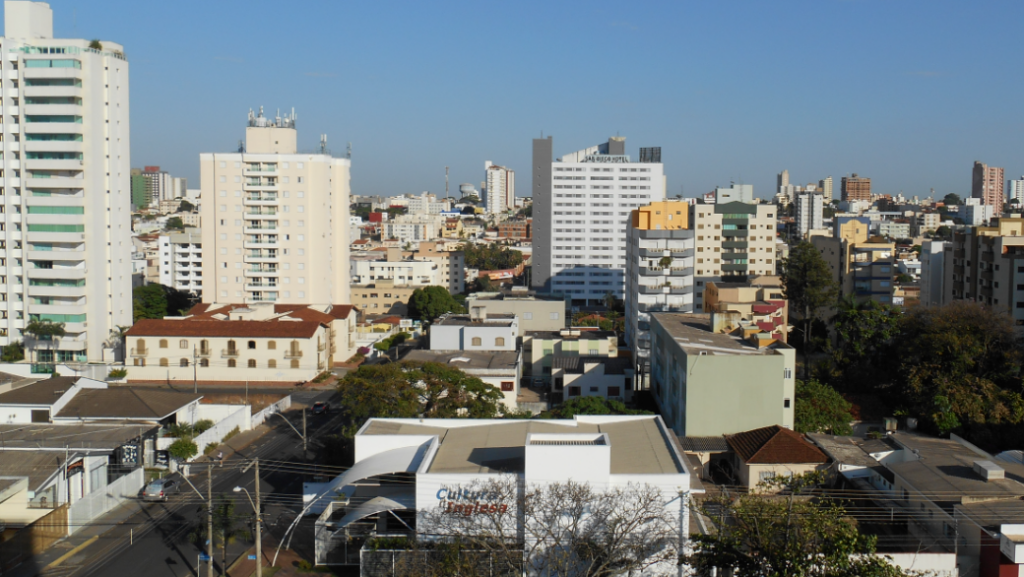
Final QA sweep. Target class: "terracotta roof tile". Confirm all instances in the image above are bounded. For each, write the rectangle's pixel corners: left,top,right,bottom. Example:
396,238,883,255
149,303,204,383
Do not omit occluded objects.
725,425,828,465
126,318,321,338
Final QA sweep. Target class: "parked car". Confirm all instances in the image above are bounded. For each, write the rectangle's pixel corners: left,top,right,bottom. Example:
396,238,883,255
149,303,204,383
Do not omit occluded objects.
311,401,330,416
142,478,179,502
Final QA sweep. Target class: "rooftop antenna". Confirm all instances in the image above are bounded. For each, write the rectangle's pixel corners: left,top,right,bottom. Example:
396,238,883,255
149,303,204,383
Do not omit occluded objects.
237,139,245,153
445,166,449,200
346,142,352,159
320,134,327,155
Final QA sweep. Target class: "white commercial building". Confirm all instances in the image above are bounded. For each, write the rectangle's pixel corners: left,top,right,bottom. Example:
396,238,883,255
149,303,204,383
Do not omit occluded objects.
958,198,994,227
405,192,448,215
919,240,947,307
200,108,351,305
157,229,203,296
382,214,444,244
877,220,911,239
531,137,666,305
351,252,445,288
308,415,699,573
428,310,518,352
795,192,824,238
0,1,133,364
715,183,753,204
1009,177,1024,207
484,161,515,215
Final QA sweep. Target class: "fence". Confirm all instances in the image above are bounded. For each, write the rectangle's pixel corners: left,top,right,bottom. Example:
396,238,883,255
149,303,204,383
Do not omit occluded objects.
0,504,68,571
250,394,292,429
191,407,249,457
360,548,525,577
67,468,144,535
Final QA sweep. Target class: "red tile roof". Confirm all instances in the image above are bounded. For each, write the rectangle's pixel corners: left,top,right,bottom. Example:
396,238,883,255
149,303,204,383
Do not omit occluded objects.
725,425,828,465
127,318,322,338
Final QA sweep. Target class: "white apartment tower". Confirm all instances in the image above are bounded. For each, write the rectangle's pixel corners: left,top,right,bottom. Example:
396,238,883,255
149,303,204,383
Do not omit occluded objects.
1,1,132,364
1009,177,1024,207
795,192,824,238
200,108,351,305
158,230,202,296
483,161,514,215
531,137,666,305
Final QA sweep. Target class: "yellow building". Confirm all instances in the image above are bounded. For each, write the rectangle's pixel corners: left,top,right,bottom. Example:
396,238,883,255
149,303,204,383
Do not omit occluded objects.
812,217,895,305
631,201,690,231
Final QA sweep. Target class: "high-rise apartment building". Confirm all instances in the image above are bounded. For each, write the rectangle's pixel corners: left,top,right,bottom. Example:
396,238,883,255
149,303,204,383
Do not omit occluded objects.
972,161,1005,215
918,240,947,308
200,108,350,305
531,136,666,305
624,201,695,382
483,161,514,215
690,202,777,310
947,218,1024,323
841,174,871,202
0,2,132,363
158,229,202,296
795,193,824,238
777,170,789,192
811,217,895,306
1010,177,1024,207
819,176,833,202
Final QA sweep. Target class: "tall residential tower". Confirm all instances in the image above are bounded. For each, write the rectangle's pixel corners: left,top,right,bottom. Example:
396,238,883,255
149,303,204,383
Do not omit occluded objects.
2,1,132,363
972,161,1005,215
200,108,351,305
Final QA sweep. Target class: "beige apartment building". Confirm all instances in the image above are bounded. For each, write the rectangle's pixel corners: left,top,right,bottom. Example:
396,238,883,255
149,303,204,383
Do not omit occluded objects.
524,328,618,384
947,217,1024,324
200,108,350,305
691,201,778,310
812,216,895,305
351,280,418,315
703,276,789,343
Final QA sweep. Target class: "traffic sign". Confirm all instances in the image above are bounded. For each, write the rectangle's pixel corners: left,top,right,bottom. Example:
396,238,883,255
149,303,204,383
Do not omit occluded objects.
199,553,211,561
248,555,257,560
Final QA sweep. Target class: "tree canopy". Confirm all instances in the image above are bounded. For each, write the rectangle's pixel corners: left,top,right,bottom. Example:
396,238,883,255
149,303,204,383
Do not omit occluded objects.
794,379,854,435
177,200,195,213
539,396,652,419
336,361,506,432
942,192,961,206
407,286,465,322
460,242,524,271
781,241,839,374
133,283,192,321
165,216,185,230
685,473,910,577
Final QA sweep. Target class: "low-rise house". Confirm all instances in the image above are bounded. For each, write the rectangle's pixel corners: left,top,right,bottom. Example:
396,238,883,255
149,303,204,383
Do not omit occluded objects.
724,425,829,490
467,293,566,335
552,357,634,403
524,328,618,385
402,349,522,409
649,312,795,437
428,310,518,352
125,303,357,384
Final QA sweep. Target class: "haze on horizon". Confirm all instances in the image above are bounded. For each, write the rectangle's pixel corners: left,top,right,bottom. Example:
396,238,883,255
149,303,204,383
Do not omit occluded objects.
17,0,1023,201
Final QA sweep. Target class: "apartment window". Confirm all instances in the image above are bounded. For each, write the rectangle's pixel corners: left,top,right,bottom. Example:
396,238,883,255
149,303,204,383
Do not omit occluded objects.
200,359,209,367
523,312,533,320
248,359,257,368
179,340,188,349
783,368,793,379
228,359,236,368
133,358,145,366
159,358,168,367
471,337,482,346
495,337,505,347
159,339,168,348
268,359,277,368
179,358,188,367
500,381,514,392
550,312,560,320
784,398,791,408
568,386,581,397
248,340,256,350
268,341,276,350
608,386,621,397
291,359,299,369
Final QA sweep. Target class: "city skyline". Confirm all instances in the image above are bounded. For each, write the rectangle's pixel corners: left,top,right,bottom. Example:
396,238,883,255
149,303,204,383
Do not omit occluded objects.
13,0,1024,200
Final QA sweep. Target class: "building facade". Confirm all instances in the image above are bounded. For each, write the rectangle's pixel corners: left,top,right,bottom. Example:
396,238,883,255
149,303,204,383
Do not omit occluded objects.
2,1,133,363
691,201,778,310
466,293,565,335
795,192,824,238
812,216,896,305
624,201,695,378
530,137,666,305
841,174,871,202
819,176,833,202
649,312,795,437
199,108,350,305
947,218,1024,324
918,240,947,307
1009,177,1024,207
158,229,202,296
972,160,1005,216
715,184,753,204
484,161,515,215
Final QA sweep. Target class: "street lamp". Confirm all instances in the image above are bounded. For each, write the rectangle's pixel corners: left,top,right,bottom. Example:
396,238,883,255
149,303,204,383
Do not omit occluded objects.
234,462,262,577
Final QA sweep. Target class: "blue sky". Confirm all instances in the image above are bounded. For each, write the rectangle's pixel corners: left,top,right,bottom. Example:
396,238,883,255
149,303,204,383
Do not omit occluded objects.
22,0,1024,200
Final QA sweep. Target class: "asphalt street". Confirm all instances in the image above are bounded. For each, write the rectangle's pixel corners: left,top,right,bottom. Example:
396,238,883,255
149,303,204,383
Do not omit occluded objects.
35,389,344,577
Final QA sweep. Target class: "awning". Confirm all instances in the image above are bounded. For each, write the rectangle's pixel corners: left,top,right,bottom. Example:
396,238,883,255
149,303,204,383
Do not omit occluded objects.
305,443,429,513
333,491,416,533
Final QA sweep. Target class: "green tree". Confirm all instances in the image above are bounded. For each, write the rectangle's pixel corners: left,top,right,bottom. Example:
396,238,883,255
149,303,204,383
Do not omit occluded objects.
189,498,249,573
167,438,198,461
23,320,66,364
933,225,953,240
539,396,652,419
821,297,903,388
1,342,23,363
942,192,961,206
891,302,1024,437
177,200,195,213
794,380,854,435
88,39,102,50
407,286,465,322
133,284,192,321
335,361,505,433
895,273,913,284
165,216,184,230
685,473,911,577
781,241,839,377
459,242,524,271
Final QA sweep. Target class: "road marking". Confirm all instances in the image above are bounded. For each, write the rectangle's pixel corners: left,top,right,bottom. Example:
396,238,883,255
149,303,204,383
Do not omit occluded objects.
44,535,98,569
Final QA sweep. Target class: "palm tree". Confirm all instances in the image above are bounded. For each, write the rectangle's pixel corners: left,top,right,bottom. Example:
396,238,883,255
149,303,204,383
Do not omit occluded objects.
23,320,66,367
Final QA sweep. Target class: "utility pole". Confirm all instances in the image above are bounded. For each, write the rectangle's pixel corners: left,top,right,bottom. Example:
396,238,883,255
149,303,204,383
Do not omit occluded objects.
193,345,198,394
207,466,214,577
255,459,262,577
302,409,307,454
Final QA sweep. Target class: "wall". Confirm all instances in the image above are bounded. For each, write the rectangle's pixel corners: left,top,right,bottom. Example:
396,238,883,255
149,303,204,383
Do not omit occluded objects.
430,324,516,352
0,504,68,571
558,365,631,402
250,395,292,429
466,297,565,335
739,462,828,492
67,467,144,534
190,406,249,458
196,403,252,431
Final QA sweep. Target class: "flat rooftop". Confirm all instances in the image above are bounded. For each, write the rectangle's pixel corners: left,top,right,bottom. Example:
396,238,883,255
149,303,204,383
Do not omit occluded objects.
362,417,684,475
435,313,517,327
402,349,520,372
0,423,153,450
526,330,615,341
652,313,790,355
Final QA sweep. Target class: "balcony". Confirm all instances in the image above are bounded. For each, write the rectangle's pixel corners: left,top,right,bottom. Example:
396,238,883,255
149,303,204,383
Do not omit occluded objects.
243,193,278,204
953,249,965,259
198,348,211,357
222,348,240,358
284,350,303,359
130,347,147,357
245,282,278,290
723,240,748,249
669,267,693,277
639,267,664,276
721,229,747,237
639,285,669,294
639,248,667,258
670,249,694,259
243,240,278,249
721,263,748,271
